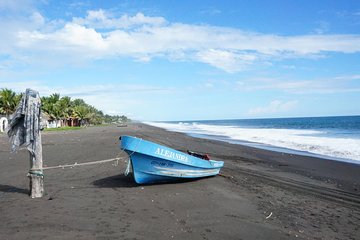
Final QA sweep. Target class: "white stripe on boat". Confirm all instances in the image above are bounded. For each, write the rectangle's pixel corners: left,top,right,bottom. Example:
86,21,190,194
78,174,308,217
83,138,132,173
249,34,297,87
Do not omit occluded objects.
150,166,220,177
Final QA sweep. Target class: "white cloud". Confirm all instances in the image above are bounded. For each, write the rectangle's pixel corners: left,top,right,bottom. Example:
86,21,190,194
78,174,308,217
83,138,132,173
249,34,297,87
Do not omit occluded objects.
196,49,258,72
30,11,45,27
0,81,173,96
235,74,360,94
247,100,298,116
73,10,166,29
0,80,174,117
334,74,360,80
2,10,360,72
0,0,36,13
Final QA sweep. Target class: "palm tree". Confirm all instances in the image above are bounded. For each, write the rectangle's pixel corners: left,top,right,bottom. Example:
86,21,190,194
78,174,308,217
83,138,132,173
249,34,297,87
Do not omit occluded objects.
41,97,54,120
72,98,86,107
73,105,91,126
41,93,63,127
0,88,17,117
85,105,104,125
14,93,23,106
57,96,71,126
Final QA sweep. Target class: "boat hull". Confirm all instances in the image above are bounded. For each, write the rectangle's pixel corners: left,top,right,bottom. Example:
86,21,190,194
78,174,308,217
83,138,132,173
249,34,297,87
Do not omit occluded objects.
120,136,224,184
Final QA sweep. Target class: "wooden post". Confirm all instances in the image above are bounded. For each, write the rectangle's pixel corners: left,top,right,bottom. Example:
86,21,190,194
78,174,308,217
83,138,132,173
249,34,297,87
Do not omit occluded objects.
27,91,44,198
7,88,44,198
28,132,44,198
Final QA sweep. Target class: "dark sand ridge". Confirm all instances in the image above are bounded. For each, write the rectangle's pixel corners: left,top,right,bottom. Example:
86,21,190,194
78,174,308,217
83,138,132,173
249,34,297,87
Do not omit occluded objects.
0,123,359,240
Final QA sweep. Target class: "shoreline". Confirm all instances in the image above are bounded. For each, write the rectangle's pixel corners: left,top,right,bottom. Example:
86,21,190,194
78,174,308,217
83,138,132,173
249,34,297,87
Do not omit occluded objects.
144,118,360,164
185,131,360,166
1,123,359,239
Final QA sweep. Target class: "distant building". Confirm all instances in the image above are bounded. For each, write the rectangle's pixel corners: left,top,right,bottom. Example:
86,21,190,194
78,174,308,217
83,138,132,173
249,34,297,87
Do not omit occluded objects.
40,112,50,129
0,115,8,133
66,117,80,127
40,113,81,129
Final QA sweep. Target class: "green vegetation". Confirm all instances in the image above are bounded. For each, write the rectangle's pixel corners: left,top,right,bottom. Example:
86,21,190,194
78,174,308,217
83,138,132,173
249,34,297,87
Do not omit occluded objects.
44,126,82,132
0,88,130,128
0,88,22,118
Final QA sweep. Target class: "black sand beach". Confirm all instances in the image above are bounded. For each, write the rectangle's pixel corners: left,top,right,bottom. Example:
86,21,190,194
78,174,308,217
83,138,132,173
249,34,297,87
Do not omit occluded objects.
0,123,359,240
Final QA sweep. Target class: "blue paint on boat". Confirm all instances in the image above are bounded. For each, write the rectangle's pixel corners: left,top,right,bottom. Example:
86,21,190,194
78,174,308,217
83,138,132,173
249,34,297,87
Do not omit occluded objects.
120,135,224,184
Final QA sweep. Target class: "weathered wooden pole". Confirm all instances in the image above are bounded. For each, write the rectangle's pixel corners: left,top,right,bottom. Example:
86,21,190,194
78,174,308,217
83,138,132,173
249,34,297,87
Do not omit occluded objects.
28,119,44,198
7,89,44,198
28,144,44,197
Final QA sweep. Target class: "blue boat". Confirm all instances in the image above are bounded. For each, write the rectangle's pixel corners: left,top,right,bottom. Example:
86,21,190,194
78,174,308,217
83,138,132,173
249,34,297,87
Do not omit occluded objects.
120,135,224,184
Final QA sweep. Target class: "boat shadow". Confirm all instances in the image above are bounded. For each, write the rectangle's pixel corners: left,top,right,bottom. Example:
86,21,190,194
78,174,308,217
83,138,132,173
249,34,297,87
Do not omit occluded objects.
92,174,211,188
0,184,29,195
93,174,139,188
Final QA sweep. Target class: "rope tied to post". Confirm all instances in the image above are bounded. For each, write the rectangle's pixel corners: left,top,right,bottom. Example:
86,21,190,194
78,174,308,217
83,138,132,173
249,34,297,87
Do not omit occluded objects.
27,170,44,178
29,157,124,171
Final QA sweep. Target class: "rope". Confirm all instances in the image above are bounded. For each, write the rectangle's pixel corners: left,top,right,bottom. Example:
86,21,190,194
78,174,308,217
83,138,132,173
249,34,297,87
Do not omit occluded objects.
27,170,44,178
123,137,142,176
28,138,143,172
30,157,125,171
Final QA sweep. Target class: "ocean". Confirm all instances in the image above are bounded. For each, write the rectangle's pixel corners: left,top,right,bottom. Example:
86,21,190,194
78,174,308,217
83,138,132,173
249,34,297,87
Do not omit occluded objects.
144,116,360,164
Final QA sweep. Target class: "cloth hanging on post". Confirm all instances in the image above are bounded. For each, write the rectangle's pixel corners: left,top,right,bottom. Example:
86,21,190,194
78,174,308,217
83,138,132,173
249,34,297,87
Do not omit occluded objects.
7,89,41,155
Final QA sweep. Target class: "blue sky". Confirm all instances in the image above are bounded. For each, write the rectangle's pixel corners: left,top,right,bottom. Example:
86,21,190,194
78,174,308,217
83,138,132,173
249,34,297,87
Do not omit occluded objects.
0,0,360,121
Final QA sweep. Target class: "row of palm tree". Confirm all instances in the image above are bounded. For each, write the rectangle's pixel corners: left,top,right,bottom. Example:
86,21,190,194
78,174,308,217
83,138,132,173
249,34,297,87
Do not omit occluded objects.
0,88,129,127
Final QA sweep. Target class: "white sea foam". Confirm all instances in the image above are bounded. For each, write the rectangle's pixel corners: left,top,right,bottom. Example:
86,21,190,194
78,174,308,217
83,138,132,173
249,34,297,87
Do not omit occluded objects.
144,121,360,162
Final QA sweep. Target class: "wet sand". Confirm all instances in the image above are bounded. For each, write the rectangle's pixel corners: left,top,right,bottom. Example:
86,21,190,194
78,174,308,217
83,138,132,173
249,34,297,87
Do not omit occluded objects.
0,123,359,240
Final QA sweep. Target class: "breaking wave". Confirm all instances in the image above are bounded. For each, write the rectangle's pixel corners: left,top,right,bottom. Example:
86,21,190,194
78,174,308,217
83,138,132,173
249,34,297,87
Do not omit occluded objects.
144,121,360,163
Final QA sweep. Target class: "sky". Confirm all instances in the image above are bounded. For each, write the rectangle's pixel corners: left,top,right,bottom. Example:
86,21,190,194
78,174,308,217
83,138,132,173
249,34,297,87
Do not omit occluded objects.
0,0,360,121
